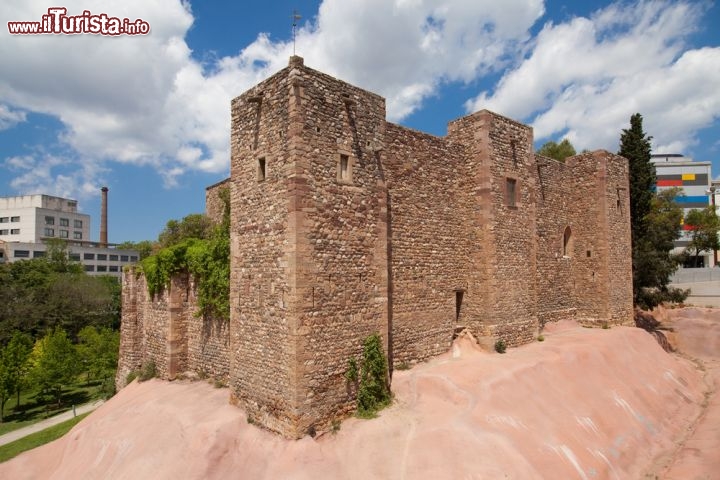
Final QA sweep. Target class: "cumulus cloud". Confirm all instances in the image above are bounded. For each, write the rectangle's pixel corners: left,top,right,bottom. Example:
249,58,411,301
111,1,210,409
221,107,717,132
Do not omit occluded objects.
0,0,718,200
466,1,720,154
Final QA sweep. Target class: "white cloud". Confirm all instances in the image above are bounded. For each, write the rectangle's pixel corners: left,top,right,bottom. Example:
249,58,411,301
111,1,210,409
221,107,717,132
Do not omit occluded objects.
0,0,545,198
0,104,26,130
466,1,720,155
1,0,717,199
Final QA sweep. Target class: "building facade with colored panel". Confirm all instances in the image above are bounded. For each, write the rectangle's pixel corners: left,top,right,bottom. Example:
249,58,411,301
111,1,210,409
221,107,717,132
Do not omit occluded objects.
651,153,713,266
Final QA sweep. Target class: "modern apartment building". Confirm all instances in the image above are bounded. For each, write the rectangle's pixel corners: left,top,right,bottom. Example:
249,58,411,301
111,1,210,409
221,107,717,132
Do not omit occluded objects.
0,193,138,278
652,153,713,266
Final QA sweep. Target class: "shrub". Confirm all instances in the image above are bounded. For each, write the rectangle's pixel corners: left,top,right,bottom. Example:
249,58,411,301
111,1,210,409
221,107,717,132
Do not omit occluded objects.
138,361,157,382
494,339,507,354
126,371,138,384
347,334,391,419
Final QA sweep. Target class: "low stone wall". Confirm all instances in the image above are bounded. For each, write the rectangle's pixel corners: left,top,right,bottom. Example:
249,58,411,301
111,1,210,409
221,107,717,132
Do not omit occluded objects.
116,269,230,389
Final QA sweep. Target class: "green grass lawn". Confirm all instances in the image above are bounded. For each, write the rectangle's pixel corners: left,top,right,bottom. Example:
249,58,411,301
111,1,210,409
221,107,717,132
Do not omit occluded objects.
0,378,107,436
0,412,91,463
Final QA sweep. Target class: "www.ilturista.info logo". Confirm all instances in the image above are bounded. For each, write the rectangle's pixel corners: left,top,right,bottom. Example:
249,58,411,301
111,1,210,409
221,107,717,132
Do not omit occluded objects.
7,7,150,35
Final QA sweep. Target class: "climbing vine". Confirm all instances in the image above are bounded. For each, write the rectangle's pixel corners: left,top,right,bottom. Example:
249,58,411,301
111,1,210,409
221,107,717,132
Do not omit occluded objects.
139,187,230,319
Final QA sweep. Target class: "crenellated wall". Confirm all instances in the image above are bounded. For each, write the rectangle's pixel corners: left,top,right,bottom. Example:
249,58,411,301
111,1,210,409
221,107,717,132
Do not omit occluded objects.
118,56,633,439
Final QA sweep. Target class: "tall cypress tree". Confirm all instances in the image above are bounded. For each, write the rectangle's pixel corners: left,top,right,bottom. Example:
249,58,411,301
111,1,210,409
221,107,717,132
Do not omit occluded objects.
619,113,685,308
620,113,655,242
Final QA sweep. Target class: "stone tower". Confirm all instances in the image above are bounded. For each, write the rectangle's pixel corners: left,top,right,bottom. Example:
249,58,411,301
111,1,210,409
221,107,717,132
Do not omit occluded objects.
228,56,389,438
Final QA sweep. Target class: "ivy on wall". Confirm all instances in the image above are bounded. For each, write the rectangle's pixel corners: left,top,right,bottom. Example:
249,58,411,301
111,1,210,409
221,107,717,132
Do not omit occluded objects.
139,188,230,319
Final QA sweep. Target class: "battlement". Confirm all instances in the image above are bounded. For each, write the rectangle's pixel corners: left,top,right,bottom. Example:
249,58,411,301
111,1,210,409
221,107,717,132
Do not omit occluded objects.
118,57,633,439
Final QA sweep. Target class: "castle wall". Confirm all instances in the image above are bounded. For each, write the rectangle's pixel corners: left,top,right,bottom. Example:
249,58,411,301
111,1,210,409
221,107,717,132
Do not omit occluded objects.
116,272,229,388
286,60,389,435
205,178,230,225
381,123,469,365
448,111,539,346
118,57,634,440
229,64,296,435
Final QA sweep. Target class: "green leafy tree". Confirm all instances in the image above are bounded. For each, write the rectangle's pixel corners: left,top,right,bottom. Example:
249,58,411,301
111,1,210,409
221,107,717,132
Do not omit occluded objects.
158,214,213,248
77,326,119,387
620,113,684,308
684,206,720,267
634,189,688,307
116,240,155,260
537,138,577,161
0,332,33,421
28,328,80,406
0,257,120,342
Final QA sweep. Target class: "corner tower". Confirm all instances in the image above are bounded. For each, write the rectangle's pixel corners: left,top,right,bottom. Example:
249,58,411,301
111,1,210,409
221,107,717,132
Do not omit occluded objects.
229,57,389,438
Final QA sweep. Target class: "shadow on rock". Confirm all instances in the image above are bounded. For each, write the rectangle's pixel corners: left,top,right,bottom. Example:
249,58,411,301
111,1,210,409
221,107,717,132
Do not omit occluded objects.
635,308,674,352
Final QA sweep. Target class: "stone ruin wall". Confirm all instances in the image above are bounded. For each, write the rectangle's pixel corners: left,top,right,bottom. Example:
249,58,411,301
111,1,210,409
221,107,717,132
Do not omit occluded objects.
117,57,634,439
205,178,231,224
381,123,471,366
116,272,230,388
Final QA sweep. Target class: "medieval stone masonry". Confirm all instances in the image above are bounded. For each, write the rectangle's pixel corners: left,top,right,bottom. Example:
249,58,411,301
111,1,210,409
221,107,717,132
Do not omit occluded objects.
117,56,633,439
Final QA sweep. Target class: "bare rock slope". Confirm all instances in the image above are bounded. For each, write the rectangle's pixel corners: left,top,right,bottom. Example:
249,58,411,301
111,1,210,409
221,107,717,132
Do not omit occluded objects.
2,310,718,479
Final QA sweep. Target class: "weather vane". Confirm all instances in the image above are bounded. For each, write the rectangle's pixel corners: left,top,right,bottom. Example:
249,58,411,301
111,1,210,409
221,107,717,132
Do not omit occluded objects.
292,10,301,55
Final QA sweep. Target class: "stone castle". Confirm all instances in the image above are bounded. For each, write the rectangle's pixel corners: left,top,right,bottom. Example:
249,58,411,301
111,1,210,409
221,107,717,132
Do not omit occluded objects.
117,56,633,438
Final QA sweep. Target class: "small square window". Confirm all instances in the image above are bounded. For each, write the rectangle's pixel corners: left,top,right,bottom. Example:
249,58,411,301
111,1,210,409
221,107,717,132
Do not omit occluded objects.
0,230,7,235
84,253,95,260
59,230,69,238
109,265,119,272
44,228,55,237
45,216,55,225
130,256,138,262
109,254,118,261
60,218,69,227
257,157,266,181
97,265,107,272
0,217,8,223
14,250,30,258
73,231,82,240
74,219,83,228
97,254,107,261
33,251,46,258
69,253,80,261
84,264,95,272
10,229,20,235
11,216,20,222
505,178,517,207
120,255,129,262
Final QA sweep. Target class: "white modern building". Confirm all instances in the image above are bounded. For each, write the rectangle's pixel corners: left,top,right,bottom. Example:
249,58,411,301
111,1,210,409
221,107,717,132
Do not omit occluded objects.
0,193,139,278
652,153,714,267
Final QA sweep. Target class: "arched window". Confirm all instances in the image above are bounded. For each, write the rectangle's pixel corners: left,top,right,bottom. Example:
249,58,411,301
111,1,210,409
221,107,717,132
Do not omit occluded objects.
563,226,572,257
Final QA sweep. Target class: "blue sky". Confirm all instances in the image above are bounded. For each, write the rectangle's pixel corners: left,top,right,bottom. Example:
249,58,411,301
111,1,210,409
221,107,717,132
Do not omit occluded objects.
1,0,719,243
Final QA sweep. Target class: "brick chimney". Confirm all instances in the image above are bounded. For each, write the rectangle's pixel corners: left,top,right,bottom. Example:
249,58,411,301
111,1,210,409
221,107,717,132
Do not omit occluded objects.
100,186,108,247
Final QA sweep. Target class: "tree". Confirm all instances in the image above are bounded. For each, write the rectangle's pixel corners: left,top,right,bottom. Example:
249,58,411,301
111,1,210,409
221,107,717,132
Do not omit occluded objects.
0,332,33,421
634,189,688,307
28,328,80,406
621,113,655,244
537,138,576,161
0,257,120,342
619,114,685,308
116,240,155,260
158,214,213,248
684,207,720,267
77,326,119,385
